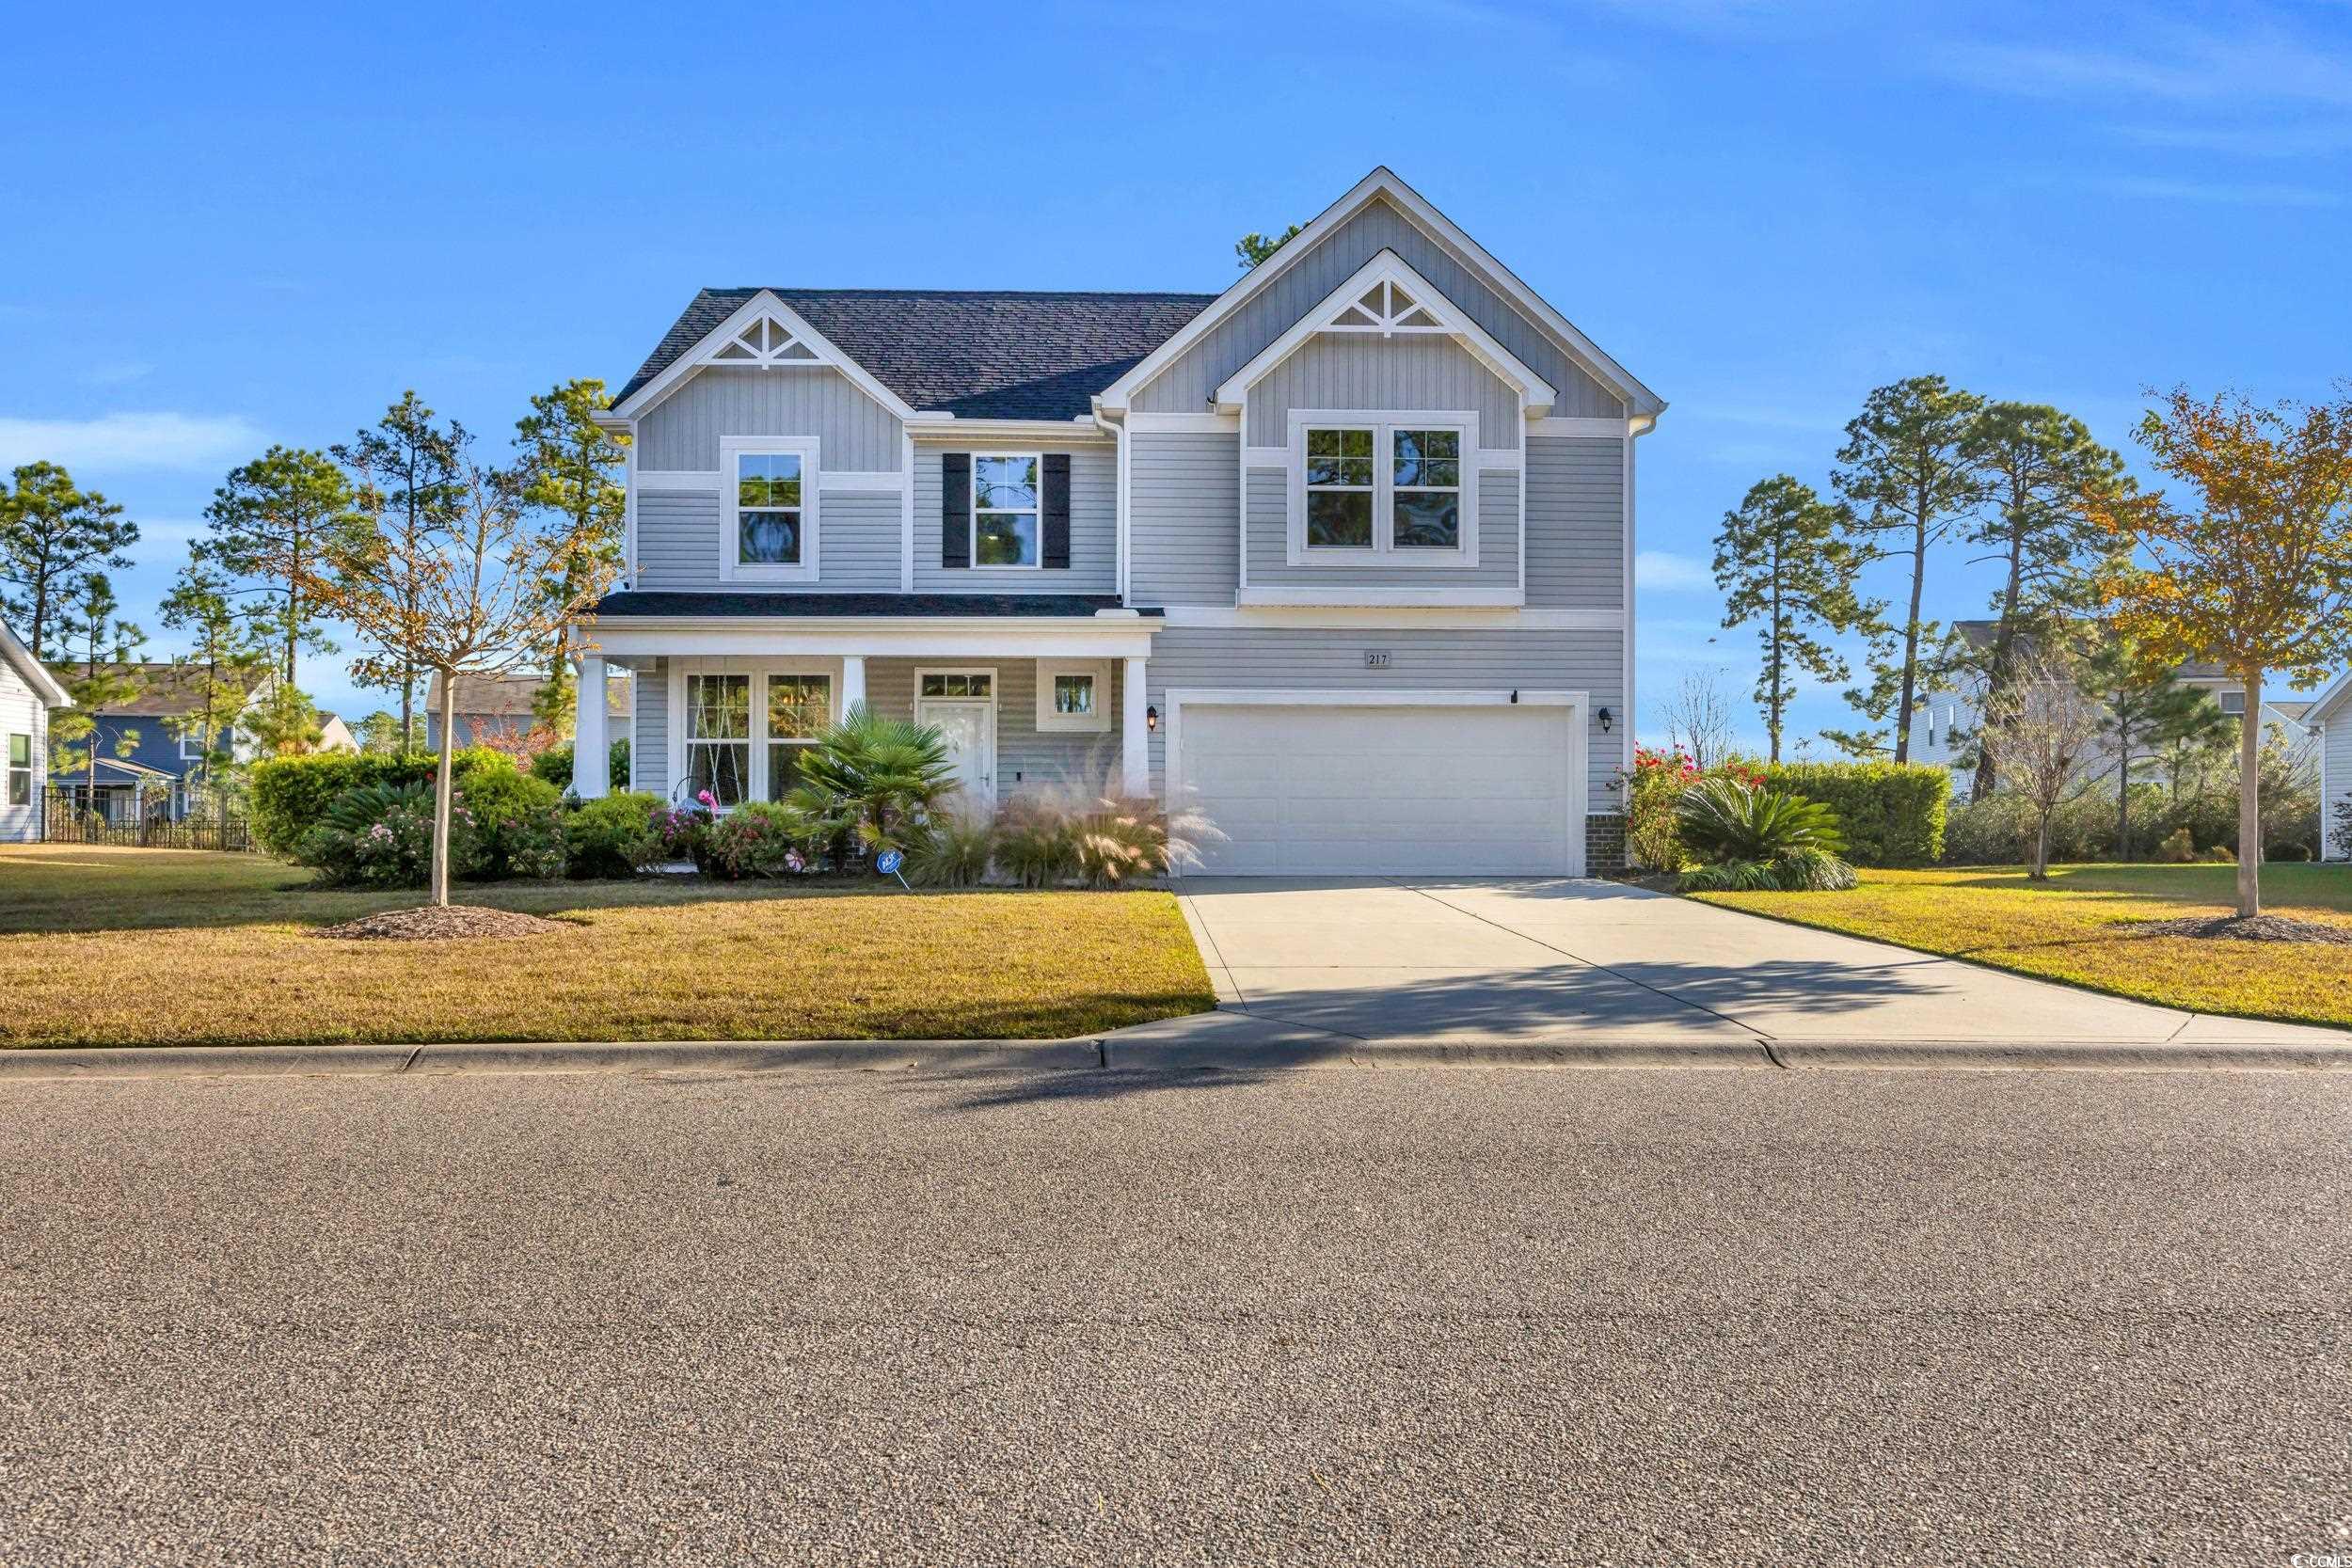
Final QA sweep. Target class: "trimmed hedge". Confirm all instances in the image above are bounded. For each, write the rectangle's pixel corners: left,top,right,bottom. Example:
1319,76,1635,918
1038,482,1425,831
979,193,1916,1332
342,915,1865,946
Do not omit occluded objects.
1760,762,1949,867
248,747,519,856
529,737,631,794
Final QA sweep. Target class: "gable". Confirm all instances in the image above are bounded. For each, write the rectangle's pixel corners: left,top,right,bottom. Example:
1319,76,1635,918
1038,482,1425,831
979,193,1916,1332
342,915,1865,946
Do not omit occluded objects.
1123,191,1636,420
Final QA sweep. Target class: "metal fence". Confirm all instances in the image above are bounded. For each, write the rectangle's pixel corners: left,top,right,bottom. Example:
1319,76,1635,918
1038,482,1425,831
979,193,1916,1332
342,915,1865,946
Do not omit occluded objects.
40,783,256,853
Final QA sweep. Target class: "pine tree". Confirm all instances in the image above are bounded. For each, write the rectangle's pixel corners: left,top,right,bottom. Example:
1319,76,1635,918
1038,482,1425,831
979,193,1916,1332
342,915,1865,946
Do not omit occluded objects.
2084,632,2225,860
0,463,138,660
157,564,269,789
199,445,363,689
1712,476,1881,762
48,571,147,806
512,378,629,733
332,393,465,752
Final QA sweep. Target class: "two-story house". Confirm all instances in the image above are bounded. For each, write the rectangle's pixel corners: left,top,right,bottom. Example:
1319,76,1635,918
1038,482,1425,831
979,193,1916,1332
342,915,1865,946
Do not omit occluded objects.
575,168,1662,875
54,661,276,823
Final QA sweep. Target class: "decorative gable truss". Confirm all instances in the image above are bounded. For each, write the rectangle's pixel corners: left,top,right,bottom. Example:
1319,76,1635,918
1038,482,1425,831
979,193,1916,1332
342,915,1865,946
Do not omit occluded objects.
608,290,918,422
1209,250,1559,420
708,314,824,366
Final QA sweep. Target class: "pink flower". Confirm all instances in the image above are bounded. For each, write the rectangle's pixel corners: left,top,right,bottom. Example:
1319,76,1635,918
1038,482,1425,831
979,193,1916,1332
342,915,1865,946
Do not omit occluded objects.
697,790,717,809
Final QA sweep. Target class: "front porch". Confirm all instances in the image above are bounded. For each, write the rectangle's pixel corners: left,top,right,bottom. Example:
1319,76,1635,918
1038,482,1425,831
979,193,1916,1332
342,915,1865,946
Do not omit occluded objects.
573,605,1156,815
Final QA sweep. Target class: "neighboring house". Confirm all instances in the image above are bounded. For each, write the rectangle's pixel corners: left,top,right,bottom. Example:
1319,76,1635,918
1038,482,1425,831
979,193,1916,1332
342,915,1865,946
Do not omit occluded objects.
1911,620,2318,800
53,662,277,822
316,712,360,754
1,620,72,844
2310,673,2352,862
574,167,1661,875
424,672,633,750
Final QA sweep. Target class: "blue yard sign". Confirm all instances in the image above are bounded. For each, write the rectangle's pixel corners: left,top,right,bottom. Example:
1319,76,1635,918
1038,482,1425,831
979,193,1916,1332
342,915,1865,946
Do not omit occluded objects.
876,848,910,891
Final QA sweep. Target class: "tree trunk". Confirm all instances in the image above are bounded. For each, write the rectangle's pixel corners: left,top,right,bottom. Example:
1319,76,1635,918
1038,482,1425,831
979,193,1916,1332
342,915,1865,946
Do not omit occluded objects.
1893,518,1927,765
2236,670,2262,917
2034,814,2051,880
431,676,457,909
2115,725,2132,862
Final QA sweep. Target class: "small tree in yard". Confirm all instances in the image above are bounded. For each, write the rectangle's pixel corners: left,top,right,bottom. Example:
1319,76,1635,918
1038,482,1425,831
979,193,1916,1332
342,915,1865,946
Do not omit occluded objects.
2089,387,2352,916
261,443,622,909
1976,641,2105,879
1658,668,1740,772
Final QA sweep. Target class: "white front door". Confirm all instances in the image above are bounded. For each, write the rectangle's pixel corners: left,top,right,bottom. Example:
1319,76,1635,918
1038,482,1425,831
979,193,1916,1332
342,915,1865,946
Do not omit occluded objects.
918,699,996,815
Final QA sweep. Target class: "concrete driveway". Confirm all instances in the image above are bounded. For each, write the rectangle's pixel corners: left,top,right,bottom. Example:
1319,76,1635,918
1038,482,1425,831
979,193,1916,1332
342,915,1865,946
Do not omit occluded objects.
1164,878,2344,1060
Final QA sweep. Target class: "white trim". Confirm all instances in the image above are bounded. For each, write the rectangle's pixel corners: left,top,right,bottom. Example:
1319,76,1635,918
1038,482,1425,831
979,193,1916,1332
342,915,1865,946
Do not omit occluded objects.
899,431,916,594
1531,417,1632,438
1213,250,1557,416
821,470,906,493
908,418,1116,444
636,469,722,492
180,728,208,761
619,421,641,587
1123,411,1239,434
1157,606,1621,630
1161,686,1590,878
596,623,1157,659
638,467,904,494
718,436,820,585
1622,423,1637,775
969,451,1045,571
663,657,844,809
612,292,918,421
1035,658,1112,734
2304,669,2352,726
1096,166,1664,418
1286,410,1481,568
914,670,999,812
1121,656,1148,797
0,620,69,707
1234,587,1524,608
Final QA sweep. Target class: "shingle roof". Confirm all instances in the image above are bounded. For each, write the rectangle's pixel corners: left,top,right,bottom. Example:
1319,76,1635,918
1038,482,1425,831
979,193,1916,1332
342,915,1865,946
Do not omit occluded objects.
425,671,630,719
74,662,272,717
616,289,1220,420
591,591,1145,619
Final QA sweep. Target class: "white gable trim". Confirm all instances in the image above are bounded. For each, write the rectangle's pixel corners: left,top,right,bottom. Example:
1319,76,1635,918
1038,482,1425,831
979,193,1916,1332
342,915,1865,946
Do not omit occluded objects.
1097,166,1664,418
612,291,918,422
0,620,69,707
1211,249,1557,416
2305,669,2352,726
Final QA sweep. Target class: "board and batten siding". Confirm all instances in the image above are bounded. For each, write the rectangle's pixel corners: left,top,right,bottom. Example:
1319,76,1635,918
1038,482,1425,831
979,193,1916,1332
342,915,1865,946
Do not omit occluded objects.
0,667,46,843
1243,335,1520,449
636,366,904,473
1524,436,1624,610
2328,718,2352,860
909,441,1116,594
1133,196,1624,420
1140,626,1625,804
1128,432,1240,608
1242,467,1520,590
633,487,901,593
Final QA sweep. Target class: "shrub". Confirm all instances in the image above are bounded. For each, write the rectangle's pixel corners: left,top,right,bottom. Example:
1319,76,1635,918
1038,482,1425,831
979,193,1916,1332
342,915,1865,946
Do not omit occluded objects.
907,814,994,887
1621,745,1701,872
530,737,632,795
784,705,959,857
701,800,822,880
564,792,664,879
294,782,482,888
648,801,714,869
457,767,567,880
1677,777,1847,862
248,746,515,856
1072,796,1177,887
1759,762,1947,866
993,797,1081,888
1681,849,1860,894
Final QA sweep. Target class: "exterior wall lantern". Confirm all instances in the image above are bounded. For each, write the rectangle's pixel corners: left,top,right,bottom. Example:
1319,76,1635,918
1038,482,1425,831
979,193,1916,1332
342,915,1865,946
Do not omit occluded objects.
1145,705,1159,732
1597,706,1614,734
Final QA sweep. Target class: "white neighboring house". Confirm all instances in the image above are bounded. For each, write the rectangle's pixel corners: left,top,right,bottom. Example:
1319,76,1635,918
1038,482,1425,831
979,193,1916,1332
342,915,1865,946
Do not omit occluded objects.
2309,672,2352,862
0,620,72,844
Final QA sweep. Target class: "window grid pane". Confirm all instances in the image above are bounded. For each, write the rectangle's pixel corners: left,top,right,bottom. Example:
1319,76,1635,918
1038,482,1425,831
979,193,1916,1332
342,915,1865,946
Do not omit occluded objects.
688,675,752,740
767,674,832,740
1054,674,1094,716
1305,427,1375,550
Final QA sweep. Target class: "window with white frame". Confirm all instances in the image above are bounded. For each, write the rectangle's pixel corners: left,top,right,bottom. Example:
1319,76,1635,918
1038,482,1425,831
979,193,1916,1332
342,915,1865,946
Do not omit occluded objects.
765,674,832,800
1294,415,1476,562
721,437,819,581
971,454,1041,567
685,673,752,807
180,726,209,761
6,734,28,806
2218,690,2247,716
1036,661,1110,734
919,671,993,700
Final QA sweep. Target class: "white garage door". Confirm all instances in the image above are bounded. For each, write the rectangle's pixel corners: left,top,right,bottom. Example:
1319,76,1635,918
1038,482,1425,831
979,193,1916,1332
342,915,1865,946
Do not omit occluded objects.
1178,703,1578,876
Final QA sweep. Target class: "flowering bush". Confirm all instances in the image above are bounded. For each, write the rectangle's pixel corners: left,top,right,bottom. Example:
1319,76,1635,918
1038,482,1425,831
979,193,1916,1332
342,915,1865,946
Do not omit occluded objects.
294,782,483,888
700,800,824,880
457,766,566,880
1622,745,1701,872
563,792,665,879
648,799,715,867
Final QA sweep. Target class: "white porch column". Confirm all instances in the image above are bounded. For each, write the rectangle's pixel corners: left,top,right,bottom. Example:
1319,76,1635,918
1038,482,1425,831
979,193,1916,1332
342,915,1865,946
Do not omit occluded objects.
840,655,866,716
1120,657,1149,799
573,654,609,799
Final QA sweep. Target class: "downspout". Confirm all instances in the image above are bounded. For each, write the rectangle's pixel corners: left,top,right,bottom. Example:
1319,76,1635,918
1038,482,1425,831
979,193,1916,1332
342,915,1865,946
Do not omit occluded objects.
1092,402,1129,604
1623,411,1659,779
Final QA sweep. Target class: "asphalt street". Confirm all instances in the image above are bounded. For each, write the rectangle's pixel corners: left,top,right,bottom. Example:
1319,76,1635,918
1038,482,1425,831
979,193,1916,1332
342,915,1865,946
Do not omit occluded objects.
1,1062,2345,1566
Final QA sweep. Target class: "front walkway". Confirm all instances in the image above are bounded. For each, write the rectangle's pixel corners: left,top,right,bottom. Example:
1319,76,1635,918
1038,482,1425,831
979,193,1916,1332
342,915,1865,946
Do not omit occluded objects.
1161,878,2347,1060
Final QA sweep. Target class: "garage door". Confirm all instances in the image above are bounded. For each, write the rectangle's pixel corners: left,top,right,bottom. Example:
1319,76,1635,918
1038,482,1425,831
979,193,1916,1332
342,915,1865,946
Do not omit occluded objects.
1177,702,1578,876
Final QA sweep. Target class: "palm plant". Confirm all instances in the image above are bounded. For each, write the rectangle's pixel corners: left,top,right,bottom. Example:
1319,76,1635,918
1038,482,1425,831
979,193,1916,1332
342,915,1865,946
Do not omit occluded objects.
1675,777,1857,892
782,703,959,860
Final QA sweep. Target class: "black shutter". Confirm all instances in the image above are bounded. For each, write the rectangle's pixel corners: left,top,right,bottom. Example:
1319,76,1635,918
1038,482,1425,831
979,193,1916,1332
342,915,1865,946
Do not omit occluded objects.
941,452,971,569
1042,454,1072,570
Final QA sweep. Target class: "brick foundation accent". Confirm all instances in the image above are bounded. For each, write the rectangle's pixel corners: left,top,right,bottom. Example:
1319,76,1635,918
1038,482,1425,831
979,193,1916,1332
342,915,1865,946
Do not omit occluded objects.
1584,814,1628,877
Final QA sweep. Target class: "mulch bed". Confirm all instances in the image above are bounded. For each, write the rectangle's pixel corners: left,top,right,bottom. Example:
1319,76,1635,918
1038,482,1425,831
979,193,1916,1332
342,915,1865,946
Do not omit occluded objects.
2127,913,2352,945
313,905,567,942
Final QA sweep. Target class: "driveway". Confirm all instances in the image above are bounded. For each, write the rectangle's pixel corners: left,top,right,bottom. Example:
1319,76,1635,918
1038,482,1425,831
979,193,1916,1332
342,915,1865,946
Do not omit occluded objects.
1168,878,2344,1056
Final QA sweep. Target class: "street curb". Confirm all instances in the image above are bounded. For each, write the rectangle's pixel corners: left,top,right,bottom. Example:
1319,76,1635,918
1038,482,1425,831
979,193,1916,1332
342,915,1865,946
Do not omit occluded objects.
0,1039,1103,1081
1100,1038,1776,1071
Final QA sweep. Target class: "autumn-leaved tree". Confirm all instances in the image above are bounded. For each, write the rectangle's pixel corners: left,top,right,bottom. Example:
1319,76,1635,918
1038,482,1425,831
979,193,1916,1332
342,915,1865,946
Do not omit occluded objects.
0,463,138,660
1961,403,2126,794
1834,376,1988,763
268,443,622,907
1713,474,1880,762
512,378,629,732
2090,386,2352,916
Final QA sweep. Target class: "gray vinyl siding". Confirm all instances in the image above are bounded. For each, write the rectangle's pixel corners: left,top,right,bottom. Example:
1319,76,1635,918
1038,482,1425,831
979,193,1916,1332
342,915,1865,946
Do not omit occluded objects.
637,367,904,473
1133,196,1624,420
861,659,1127,800
0,668,45,843
1243,336,1521,449
632,659,667,796
2328,719,2352,859
1524,436,1624,610
910,440,1116,594
1242,466,1520,592
634,486,901,593
1128,431,1239,608
1140,626,1625,803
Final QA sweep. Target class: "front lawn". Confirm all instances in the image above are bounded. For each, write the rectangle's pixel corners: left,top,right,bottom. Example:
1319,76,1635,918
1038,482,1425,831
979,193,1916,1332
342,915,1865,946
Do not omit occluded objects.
0,846,1216,1048
1692,863,2352,1030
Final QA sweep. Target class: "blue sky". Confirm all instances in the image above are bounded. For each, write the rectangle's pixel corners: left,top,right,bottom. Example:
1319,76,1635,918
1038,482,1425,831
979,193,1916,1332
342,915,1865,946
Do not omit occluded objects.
5,0,2346,748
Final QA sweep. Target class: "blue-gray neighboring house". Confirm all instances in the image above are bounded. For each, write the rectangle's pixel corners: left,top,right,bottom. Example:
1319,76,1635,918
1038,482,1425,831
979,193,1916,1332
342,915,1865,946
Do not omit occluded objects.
572,166,1665,875
53,661,277,823
424,671,633,750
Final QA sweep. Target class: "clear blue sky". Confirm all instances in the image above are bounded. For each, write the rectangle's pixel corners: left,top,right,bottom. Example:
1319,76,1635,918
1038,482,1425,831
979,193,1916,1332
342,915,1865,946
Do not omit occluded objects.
5,0,2345,749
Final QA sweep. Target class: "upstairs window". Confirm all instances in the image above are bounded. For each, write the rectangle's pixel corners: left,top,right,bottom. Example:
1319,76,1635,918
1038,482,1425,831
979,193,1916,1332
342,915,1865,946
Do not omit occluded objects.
972,455,1041,567
2218,690,2247,716
1292,415,1477,563
1304,428,1375,549
720,437,819,582
1390,429,1460,549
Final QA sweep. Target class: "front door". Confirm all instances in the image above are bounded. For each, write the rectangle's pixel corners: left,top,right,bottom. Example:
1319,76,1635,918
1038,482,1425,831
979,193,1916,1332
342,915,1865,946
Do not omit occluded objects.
917,698,996,816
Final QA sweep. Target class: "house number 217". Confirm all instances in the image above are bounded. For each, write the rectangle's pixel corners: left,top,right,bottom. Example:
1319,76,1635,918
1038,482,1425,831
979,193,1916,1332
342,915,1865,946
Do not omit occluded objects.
1363,651,1391,669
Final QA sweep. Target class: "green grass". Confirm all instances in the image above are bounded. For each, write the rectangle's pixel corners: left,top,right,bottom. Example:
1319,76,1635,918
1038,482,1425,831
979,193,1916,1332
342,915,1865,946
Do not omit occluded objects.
0,845,1216,1048
1692,863,2352,1030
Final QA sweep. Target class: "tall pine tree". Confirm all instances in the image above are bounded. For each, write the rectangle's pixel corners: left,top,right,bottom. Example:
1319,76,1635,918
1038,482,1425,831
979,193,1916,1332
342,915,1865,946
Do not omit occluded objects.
0,463,138,660
1712,476,1881,762
332,393,466,752
512,378,629,733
